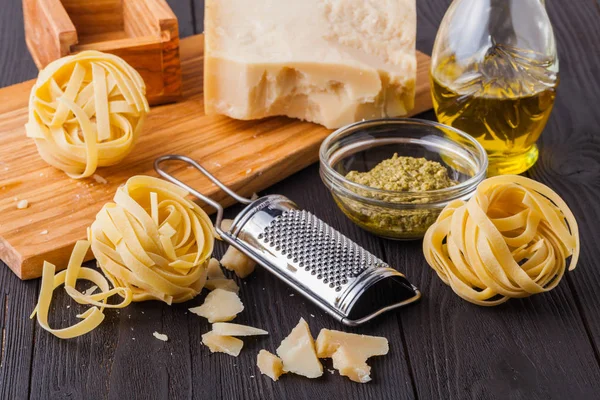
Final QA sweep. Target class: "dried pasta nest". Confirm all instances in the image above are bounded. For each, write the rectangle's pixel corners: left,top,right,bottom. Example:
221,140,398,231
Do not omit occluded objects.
89,176,215,304
25,50,149,179
423,175,579,306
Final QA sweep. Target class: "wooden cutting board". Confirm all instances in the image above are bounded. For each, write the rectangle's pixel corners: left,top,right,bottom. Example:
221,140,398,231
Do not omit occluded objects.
0,34,433,280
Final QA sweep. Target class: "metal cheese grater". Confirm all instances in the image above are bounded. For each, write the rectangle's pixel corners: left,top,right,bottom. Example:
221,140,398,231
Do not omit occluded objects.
155,155,421,326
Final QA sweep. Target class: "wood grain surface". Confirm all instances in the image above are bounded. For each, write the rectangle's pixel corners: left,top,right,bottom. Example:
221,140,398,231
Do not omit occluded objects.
0,35,432,280
1,0,600,399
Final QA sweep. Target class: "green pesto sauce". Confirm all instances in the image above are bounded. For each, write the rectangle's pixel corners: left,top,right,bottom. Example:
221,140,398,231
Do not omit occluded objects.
345,154,456,192
341,154,457,238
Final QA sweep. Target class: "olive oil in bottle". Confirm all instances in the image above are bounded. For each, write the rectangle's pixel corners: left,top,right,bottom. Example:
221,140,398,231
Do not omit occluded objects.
430,0,559,176
431,46,558,176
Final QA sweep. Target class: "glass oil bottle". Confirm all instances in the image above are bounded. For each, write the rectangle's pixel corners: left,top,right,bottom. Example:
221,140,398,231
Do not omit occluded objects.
431,0,558,175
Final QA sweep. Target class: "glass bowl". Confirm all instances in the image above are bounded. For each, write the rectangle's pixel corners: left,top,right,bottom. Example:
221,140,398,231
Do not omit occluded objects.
319,118,488,240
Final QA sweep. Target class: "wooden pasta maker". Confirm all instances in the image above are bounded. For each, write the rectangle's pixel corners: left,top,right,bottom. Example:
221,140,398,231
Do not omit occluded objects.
22,0,181,105
155,155,421,326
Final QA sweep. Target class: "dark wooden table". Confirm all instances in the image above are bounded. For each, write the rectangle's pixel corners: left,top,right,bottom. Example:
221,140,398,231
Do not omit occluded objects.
2,1,600,399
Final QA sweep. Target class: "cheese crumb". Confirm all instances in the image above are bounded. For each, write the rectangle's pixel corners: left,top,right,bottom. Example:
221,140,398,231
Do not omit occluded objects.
40,230,49,235
16,200,29,209
153,332,169,341
221,219,234,231
92,174,108,184
84,285,98,296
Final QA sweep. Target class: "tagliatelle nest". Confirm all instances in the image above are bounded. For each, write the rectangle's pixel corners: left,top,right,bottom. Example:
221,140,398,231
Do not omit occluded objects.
423,175,579,306
89,176,215,304
25,50,149,179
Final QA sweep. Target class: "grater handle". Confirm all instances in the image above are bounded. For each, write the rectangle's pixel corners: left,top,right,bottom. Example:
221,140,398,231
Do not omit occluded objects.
154,154,252,233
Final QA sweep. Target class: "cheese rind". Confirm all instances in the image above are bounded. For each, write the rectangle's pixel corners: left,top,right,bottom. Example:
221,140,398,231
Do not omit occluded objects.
276,318,323,378
189,289,244,323
202,331,244,356
212,322,268,336
204,0,416,129
257,350,285,381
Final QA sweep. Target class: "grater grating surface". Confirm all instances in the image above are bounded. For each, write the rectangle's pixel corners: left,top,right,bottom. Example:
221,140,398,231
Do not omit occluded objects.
260,210,388,292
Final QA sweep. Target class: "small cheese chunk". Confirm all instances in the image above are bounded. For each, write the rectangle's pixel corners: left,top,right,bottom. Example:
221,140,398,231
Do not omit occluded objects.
315,329,389,383
257,350,285,381
315,329,389,359
84,285,99,296
221,219,234,231
202,331,244,357
16,199,29,209
204,279,240,293
331,346,372,383
92,174,108,184
153,332,169,342
220,246,256,278
212,322,268,336
276,318,323,378
189,289,244,323
207,258,226,279
204,0,416,129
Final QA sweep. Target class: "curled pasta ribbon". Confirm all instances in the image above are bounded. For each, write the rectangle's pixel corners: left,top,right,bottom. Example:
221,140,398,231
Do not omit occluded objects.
89,176,215,304
423,175,579,306
31,240,133,339
25,50,149,179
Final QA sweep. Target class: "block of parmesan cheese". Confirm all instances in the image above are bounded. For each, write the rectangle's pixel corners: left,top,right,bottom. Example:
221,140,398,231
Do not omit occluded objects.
276,318,323,378
204,0,416,129
257,350,285,381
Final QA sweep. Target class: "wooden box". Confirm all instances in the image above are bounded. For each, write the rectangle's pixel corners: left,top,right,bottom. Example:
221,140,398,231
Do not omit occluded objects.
22,0,182,105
